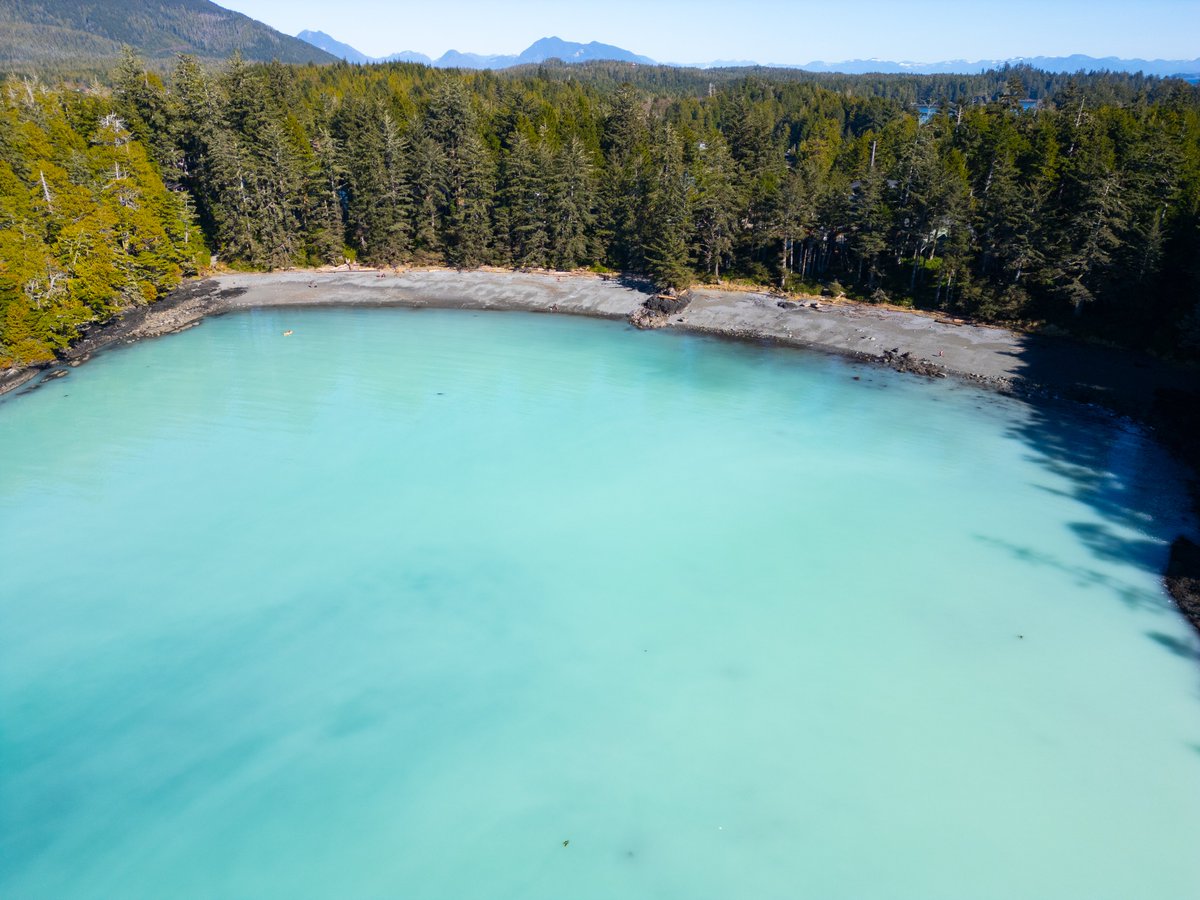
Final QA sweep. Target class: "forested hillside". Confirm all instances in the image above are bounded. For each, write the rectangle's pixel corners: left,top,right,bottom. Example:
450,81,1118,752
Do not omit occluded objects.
0,0,335,70
0,77,206,365
2,55,1198,366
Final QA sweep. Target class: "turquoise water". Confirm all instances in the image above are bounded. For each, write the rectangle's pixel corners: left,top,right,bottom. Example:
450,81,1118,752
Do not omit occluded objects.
1,307,1198,899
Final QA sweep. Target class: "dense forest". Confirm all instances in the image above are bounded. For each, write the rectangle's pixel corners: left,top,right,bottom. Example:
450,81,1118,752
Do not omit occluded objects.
0,74,204,365
1,53,1198,367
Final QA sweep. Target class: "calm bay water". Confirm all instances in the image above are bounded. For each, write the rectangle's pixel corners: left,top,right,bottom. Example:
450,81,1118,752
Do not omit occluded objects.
1,307,1198,898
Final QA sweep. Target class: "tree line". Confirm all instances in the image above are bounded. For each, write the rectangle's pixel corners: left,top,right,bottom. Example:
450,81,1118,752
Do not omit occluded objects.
2,54,1198,366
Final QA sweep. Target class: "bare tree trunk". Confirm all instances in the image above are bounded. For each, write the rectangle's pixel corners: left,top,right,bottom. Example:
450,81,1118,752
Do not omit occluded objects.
39,170,52,209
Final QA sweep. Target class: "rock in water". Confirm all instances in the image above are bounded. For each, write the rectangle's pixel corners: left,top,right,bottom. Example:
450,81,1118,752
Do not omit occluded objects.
629,307,671,330
1165,536,1200,635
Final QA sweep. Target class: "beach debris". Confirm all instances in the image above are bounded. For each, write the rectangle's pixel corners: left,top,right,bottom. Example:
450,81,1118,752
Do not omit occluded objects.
562,840,570,848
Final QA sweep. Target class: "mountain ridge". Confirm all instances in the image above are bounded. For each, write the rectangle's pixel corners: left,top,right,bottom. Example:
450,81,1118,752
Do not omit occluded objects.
296,33,654,68
296,30,1199,77
0,0,336,67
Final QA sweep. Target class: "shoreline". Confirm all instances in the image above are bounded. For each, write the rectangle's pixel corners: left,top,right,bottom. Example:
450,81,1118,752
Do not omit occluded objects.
4,267,1198,633
10,267,1194,409
4,268,1195,412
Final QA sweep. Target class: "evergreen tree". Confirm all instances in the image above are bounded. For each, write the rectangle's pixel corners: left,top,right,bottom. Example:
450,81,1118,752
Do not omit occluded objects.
692,134,739,281
645,126,693,290
306,123,345,265
339,102,413,265
407,122,447,262
548,136,596,269
503,130,550,267
600,85,652,271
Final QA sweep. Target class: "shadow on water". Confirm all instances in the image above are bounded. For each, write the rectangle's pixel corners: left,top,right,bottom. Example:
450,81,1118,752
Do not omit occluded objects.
982,330,1200,652
984,336,1200,760
1146,631,1200,663
974,535,1169,613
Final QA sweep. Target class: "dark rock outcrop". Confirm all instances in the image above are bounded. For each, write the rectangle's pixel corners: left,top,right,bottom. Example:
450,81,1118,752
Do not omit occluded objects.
645,292,691,315
880,347,946,378
1165,536,1200,635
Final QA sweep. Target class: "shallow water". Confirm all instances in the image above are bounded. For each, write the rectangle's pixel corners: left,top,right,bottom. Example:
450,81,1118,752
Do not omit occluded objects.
1,308,1198,899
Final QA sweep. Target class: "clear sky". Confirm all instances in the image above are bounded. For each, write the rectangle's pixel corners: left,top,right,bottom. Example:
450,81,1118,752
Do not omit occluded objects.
218,0,1200,63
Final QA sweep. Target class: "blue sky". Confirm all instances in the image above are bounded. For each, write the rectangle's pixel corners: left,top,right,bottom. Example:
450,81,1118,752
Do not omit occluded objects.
219,0,1200,63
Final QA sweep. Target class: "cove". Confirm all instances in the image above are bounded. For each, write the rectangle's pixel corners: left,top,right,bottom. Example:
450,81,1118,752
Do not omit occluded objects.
1,307,1198,899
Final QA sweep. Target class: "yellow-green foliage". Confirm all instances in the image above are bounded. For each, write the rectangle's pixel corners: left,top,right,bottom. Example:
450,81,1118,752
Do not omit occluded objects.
0,80,206,366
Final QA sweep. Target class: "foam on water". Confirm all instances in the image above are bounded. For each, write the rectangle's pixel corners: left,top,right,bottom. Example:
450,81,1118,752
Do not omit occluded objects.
2,308,1198,899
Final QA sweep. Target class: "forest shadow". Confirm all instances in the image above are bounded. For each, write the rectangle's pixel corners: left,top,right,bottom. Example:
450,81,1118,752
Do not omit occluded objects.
974,535,1170,614
980,330,1200,656
1145,631,1200,663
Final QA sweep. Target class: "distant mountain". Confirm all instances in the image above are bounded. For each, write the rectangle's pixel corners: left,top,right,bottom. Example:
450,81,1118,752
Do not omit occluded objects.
381,50,434,65
435,49,515,69
296,29,372,64
295,32,653,69
514,37,654,67
0,0,336,68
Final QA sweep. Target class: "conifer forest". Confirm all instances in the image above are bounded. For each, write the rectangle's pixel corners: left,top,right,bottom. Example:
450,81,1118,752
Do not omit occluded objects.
2,53,1198,366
